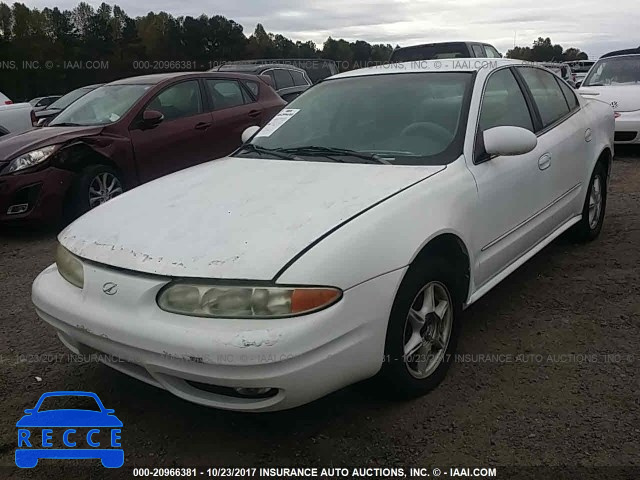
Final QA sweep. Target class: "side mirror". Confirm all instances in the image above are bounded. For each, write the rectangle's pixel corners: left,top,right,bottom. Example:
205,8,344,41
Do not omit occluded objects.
142,109,164,128
241,125,260,143
483,126,537,156
104,409,115,414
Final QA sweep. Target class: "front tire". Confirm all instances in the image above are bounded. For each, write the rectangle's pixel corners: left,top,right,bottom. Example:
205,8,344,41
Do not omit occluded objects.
65,164,124,222
379,256,463,398
571,161,607,242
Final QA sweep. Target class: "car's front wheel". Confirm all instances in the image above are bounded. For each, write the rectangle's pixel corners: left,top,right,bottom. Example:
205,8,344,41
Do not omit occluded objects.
379,256,462,398
65,164,124,223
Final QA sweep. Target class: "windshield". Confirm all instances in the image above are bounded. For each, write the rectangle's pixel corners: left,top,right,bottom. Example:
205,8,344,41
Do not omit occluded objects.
48,87,94,111
391,43,469,62
583,56,640,86
50,84,150,126
239,72,472,166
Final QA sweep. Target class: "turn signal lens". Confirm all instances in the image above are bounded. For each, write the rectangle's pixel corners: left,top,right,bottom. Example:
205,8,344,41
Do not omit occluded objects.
157,283,341,318
55,244,84,289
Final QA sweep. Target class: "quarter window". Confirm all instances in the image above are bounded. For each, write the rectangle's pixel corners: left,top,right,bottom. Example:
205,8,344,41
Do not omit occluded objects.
471,44,485,57
556,77,579,111
479,68,533,132
243,80,259,98
290,70,309,86
206,79,248,110
518,67,570,128
147,81,202,121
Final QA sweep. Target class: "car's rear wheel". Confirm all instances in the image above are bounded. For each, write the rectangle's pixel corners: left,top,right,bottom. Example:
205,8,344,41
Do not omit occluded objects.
65,164,124,222
379,256,462,398
571,161,607,242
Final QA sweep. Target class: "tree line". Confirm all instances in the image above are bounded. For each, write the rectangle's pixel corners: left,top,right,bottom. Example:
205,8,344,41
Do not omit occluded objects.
505,37,589,62
0,2,591,100
0,2,395,99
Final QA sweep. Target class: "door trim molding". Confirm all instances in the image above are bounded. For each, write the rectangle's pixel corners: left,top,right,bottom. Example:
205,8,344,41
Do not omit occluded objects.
481,182,582,252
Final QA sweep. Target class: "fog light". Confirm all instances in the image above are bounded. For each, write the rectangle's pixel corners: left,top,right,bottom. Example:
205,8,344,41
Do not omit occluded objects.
7,203,29,215
234,387,276,398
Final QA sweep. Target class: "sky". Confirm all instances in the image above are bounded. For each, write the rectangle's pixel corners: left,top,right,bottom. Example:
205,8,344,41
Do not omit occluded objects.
21,0,640,59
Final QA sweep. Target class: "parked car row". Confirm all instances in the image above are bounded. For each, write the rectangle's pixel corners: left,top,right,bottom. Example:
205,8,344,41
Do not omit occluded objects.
26,56,616,412
0,72,285,226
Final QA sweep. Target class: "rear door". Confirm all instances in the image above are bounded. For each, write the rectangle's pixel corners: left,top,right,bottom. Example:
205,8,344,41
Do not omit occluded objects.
515,66,587,224
129,79,214,182
205,78,264,158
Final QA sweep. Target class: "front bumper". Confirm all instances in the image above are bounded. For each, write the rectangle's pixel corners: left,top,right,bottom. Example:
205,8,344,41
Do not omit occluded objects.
0,167,74,225
614,111,640,144
32,262,405,412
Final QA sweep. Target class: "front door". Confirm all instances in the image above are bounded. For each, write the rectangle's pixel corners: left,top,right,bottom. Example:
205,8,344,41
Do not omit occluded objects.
130,79,214,183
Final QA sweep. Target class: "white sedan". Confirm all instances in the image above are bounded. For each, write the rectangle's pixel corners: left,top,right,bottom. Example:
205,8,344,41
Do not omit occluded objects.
578,54,640,144
32,59,614,412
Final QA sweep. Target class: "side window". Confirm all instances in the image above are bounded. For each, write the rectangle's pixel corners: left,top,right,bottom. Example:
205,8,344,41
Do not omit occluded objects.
243,80,260,98
290,70,309,86
518,67,570,128
484,45,501,58
556,77,579,111
479,68,533,132
206,79,246,110
147,81,202,121
274,69,294,89
471,44,485,57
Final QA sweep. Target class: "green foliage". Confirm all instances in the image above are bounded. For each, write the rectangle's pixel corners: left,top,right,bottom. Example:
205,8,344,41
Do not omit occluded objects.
505,37,588,62
0,2,394,99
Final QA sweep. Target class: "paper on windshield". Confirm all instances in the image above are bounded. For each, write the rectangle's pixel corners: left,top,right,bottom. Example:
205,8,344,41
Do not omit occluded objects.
255,109,300,137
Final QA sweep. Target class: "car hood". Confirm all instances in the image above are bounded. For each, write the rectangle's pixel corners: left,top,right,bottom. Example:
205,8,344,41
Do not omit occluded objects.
578,85,640,112
16,410,123,427
60,157,446,280
0,125,104,162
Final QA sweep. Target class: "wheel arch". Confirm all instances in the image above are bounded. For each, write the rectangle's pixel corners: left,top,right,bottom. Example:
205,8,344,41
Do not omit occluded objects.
407,232,472,306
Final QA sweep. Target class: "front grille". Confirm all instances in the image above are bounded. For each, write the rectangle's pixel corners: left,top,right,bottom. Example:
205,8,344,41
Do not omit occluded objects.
615,131,638,142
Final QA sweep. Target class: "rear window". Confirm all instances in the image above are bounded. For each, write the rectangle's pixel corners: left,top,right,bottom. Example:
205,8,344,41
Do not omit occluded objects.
391,43,470,62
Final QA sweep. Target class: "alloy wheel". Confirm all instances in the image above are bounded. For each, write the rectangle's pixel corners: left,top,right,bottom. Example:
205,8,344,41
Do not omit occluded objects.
402,281,453,379
588,175,603,230
89,172,123,208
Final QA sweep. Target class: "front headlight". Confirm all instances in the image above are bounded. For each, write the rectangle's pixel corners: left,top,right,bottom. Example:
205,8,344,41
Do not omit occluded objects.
55,244,84,289
157,282,341,318
6,145,57,173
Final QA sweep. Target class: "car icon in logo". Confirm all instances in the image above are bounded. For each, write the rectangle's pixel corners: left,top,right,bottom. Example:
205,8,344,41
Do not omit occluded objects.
102,282,118,295
15,391,123,468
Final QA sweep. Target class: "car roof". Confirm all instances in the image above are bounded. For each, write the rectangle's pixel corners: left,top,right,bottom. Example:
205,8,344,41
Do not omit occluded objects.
217,63,306,73
108,71,264,86
331,58,525,79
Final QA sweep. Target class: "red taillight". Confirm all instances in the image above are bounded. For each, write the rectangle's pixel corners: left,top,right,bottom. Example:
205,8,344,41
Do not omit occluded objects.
4,100,12,105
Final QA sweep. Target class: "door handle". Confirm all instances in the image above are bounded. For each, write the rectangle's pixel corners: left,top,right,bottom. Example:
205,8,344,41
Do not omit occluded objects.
538,153,551,171
248,110,261,118
195,122,212,130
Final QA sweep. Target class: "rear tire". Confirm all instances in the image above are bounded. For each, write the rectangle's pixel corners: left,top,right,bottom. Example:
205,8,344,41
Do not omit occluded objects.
64,164,124,223
378,256,463,399
571,161,607,242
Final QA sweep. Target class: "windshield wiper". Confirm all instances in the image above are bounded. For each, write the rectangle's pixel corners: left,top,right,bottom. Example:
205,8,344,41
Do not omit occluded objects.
236,144,297,160
51,122,82,127
278,146,389,164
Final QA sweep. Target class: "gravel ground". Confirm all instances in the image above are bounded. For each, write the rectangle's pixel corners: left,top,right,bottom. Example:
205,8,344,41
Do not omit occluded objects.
1,149,639,479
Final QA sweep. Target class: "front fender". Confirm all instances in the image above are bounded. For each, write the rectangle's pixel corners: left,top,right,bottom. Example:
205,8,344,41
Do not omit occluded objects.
276,159,478,293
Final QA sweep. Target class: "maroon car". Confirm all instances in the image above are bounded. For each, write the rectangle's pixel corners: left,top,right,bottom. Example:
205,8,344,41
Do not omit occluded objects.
0,72,285,226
